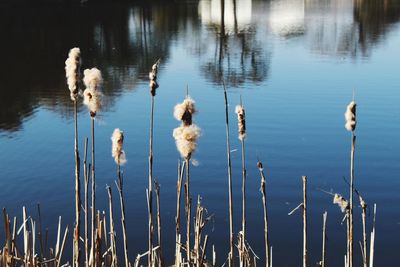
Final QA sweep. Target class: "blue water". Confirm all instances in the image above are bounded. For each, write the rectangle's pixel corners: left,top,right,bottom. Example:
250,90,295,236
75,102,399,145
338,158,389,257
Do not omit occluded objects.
1,0,400,265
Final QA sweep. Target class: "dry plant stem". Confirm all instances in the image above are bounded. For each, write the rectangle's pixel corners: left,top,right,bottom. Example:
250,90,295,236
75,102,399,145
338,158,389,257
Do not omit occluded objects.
155,182,163,267
175,161,185,266
240,138,247,266
223,83,234,267
349,133,356,267
369,204,376,267
362,203,367,267
91,117,96,267
107,187,117,266
117,165,129,267
346,209,350,267
148,95,155,267
302,176,307,267
73,100,81,267
83,137,89,267
258,165,270,267
185,158,191,264
322,211,327,267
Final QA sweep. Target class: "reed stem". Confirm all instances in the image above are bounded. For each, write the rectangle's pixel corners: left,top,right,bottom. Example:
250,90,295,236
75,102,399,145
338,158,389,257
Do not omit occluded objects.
362,201,367,267
223,83,234,267
83,137,89,267
91,117,96,267
302,176,307,267
116,165,129,267
185,158,191,264
107,186,117,266
321,211,327,267
258,162,270,267
155,181,163,267
349,133,356,267
73,100,81,267
148,94,155,267
175,161,185,266
240,138,246,266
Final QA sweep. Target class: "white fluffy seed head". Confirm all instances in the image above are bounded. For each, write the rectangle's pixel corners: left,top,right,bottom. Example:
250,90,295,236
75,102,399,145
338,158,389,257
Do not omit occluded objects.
333,194,349,213
83,68,103,91
83,88,101,117
173,96,197,125
235,105,246,140
173,124,201,159
344,101,356,131
65,47,81,101
111,128,127,165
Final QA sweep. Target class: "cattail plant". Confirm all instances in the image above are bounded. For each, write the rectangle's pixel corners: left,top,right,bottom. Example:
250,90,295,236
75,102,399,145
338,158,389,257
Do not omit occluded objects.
175,160,186,266
148,60,160,267
359,195,367,267
65,47,81,267
257,161,270,267
222,82,234,267
173,94,201,264
235,101,247,266
83,67,102,266
333,193,350,267
344,100,357,267
111,128,129,267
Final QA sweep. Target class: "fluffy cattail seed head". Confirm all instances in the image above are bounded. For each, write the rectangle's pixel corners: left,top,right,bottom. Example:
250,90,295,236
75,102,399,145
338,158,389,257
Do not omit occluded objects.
333,193,349,213
65,47,81,101
83,68,103,91
173,124,201,159
149,61,159,96
83,68,103,117
174,96,197,126
345,101,356,131
111,128,127,165
235,105,246,140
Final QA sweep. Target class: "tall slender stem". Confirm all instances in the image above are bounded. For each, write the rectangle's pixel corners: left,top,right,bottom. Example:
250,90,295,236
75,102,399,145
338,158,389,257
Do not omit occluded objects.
321,211,327,267
155,181,162,267
241,138,246,264
258,163,270,267
302,176,307,267
185,158,191,264
117,165,129,267
223,83,234,267
362,202,367,267
349,133,356,267
175,161,185,266
83,138,89,267
73,100,81,267
107,187,117,266
91,117,96,267
147,95,155,266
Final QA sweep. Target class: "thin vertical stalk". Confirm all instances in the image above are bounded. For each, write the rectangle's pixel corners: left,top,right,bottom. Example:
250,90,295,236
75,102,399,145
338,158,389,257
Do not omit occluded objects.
91,117,96,267
83,137,89,267
155,181,163,267
107,186,117,266
362,202,367,267
175,161,185,266
74,100,81,267
349,133,356,267
185,158,191,264
258,162,269,267
302,176,307,267
321,211,327,267
240,138,246,265
369,204,376,267
346,209,350,267
148,94,155,267
223,82,234,267
117,165,129,267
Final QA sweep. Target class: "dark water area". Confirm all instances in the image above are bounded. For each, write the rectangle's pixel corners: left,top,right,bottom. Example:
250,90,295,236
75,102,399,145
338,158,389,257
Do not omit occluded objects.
0,0,400,266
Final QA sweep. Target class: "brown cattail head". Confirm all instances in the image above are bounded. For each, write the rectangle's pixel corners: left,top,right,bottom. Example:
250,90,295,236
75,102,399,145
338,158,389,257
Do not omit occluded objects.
65,47,81,101
345,101,356,132
111,128,127,165
149,61,159,96
333,193,349,213
174,96,197,126
235,105,246,140
173,124,201,159
83,68,103,117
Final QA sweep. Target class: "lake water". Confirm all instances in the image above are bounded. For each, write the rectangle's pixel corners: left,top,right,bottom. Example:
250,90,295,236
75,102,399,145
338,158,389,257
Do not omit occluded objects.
1,0,400,266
